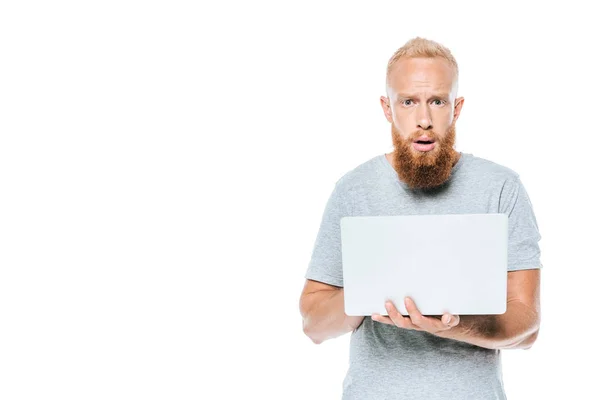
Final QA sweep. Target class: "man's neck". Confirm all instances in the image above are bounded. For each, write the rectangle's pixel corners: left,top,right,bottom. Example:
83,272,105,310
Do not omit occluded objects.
452,150,461,166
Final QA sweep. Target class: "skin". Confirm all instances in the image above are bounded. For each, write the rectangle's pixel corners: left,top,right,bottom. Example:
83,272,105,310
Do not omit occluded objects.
372,296,460,333
300,56,540,350
382,56,463,134
381,57,465,189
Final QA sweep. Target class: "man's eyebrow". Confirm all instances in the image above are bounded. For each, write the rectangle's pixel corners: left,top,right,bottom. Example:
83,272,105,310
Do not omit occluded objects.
395,93,450,100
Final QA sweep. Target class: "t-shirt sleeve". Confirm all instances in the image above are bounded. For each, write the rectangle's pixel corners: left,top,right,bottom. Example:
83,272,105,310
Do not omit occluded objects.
304,183,349,287
499,176,543,271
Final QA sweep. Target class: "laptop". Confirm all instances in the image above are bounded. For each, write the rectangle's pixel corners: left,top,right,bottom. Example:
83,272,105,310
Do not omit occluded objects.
340,213,508,316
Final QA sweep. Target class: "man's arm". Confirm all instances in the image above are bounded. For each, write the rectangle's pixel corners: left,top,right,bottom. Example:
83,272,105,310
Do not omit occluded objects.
439,269,541,350
438,300,539,350
373,269,541,350
299,279,365,344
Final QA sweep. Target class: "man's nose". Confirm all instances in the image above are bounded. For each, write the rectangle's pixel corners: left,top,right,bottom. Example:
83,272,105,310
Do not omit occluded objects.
416,105,433,130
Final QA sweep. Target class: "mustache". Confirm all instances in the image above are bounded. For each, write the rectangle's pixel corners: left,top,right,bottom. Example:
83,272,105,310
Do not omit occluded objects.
409,130,440,141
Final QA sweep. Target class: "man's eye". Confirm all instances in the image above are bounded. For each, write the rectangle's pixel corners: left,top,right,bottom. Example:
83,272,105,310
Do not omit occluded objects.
432,99,445,106
403,100,413,106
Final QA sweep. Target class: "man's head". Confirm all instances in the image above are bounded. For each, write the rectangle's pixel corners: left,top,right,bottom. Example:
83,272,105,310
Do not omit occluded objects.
380,37,465,190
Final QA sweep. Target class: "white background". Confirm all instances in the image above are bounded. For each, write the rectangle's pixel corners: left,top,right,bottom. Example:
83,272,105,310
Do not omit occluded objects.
1,1,598,399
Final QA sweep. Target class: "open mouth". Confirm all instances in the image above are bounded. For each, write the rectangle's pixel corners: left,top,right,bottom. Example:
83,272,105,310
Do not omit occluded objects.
412,140,436,152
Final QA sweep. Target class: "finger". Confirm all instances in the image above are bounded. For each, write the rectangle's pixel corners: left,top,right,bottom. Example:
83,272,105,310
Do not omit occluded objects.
372,313,395,325
385,301,421,330
442,313,460,328
404,297,447,332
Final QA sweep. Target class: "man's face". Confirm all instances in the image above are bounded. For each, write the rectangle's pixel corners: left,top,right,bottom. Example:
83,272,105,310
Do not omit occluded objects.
381,56,464,189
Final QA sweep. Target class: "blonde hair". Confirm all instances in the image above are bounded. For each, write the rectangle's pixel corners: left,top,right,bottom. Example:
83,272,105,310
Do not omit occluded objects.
386,37,459,92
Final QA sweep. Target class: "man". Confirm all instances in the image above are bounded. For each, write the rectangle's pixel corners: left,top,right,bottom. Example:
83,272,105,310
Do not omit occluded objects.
299,37,542,400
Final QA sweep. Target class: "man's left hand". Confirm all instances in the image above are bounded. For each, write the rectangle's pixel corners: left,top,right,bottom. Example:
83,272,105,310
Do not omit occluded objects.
372,297,460,335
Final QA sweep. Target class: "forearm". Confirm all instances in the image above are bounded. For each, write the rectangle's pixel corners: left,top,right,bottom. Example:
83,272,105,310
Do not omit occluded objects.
301,289,363,344
437,300,540,350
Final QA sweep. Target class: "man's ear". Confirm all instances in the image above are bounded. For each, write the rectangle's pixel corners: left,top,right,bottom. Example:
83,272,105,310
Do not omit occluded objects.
380,96,393,123
453,96,465,123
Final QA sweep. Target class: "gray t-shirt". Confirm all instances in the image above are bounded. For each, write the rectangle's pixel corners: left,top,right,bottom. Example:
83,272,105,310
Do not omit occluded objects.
305,152,543,400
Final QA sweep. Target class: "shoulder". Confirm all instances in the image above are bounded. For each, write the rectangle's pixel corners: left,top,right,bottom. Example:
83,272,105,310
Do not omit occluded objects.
332,154,383,195
462,153,521,184
462,154,529,211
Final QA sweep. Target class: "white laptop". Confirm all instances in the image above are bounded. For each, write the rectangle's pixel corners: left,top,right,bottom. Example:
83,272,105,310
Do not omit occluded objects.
340,213,508,316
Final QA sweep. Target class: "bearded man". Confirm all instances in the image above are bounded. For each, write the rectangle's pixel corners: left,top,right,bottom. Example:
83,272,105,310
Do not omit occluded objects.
299,37,542,400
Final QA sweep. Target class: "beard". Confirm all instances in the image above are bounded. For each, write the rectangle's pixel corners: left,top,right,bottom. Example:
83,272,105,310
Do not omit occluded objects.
390,122,459,190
